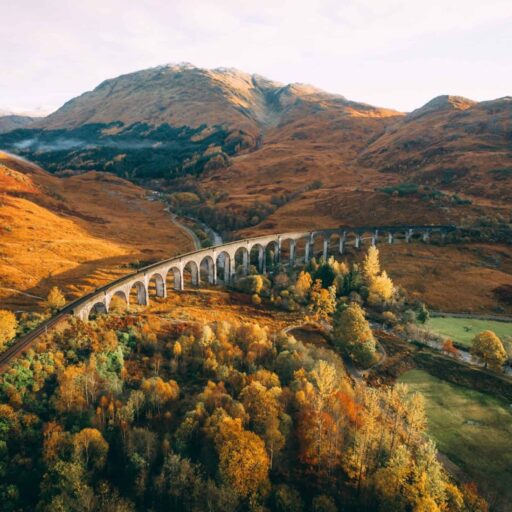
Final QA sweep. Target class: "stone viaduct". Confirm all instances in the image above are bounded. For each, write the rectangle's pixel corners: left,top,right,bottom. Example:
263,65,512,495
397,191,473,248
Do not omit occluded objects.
70,225,455,321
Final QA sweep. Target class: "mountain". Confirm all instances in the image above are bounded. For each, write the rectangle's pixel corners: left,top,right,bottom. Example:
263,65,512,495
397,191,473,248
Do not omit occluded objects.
0,64,400,180
35,63,397,133
0,64,510,232
0,114,36,133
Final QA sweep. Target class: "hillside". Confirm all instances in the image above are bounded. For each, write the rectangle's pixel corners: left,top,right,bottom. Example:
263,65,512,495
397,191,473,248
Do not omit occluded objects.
0,114,36,133
360,95,512,203
0,152,193,311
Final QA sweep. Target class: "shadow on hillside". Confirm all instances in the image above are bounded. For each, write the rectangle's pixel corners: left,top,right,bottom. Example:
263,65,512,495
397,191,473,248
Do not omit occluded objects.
3,254,148,312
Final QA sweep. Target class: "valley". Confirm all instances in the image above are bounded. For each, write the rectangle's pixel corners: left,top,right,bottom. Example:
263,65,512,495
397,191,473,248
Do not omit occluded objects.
0,63,511,512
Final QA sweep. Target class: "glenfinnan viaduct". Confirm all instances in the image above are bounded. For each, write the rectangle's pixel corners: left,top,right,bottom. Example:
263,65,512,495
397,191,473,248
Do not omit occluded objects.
72,225,453,321
0,225,455,370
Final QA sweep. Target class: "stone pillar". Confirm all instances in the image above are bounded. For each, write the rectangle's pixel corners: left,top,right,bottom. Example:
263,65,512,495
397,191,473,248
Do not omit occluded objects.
355,234,361,249
305,241,310,263
212,262,217,285
242,250,249,275
290,240,296,266
372,229,379,246
422,230,430,242
224,257,230,283
405,228,413,243
323,238,329,260
339,232,346,254
178,268,184,291
158,279,167,298
258,248,264,273
229,256,236,283
388,232,394,244
277,238,282,264
139,285,149,305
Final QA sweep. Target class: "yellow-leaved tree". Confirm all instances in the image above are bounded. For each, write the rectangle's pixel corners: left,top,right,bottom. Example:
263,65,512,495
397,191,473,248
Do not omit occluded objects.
470,330,507,370
47,286,66,312
215,417,270,498
73,427,109,470
362,246,394,305
333,302,376,367
295,271,313,301
0,309,17,349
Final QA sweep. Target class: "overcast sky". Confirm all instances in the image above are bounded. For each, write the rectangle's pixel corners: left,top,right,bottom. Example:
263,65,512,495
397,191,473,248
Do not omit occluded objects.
1,0,511,114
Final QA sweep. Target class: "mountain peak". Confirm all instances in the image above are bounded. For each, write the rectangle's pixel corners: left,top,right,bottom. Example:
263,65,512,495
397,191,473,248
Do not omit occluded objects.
407,95,476,120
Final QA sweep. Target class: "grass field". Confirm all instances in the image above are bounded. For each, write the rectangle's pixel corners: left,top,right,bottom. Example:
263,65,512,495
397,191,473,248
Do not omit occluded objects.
399,369,512,506
427,316,512,348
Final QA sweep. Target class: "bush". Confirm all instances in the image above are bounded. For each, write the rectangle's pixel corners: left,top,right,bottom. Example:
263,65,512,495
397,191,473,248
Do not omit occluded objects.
238,275,264,295
382,311,398,326
251,294,262,306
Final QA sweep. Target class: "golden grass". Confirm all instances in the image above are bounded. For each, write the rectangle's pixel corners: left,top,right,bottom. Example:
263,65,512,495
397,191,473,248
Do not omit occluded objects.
0,154,193,311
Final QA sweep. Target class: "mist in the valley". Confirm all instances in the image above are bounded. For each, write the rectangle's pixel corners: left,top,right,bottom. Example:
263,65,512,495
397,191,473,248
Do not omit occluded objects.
12,136,160,153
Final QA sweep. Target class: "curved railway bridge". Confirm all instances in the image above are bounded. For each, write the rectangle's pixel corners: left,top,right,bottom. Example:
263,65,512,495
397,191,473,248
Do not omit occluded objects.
0,224,455,370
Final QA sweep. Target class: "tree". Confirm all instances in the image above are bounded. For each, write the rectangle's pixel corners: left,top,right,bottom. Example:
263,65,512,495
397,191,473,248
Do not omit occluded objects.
240,381,284,467
141,377,180,413
238,274,264,294
333,302,376,367
47,286,66,311
362,245,381,283
215,417,270,497
416,303,430,324
295,271,312,300
308,280,336,321
470,330,507,370
0,310,17,348
362,246,395,305
73,428,109,471
368,271,394,305
442,339,459,358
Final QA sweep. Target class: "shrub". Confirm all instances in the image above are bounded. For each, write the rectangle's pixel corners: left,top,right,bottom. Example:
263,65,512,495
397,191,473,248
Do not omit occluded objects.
251,294,262,306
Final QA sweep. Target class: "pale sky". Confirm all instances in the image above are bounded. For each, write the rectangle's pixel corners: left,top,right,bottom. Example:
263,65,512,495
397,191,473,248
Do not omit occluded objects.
1,0,511,115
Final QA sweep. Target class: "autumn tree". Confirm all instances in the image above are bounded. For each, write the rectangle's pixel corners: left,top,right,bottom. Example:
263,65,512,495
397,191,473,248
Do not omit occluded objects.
141,377,179,413
56,358,101,413
215,417,270,498
72,428,109,471
332,302,376,367
240,381,285,467
362,245,381,283
471,330,507,370
308,280,336,321
295,271,312,301
442,339,459,358
238,274,264,294
296,361,345,473
0,309,17,348
362,246,394,305
47,286,66,312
